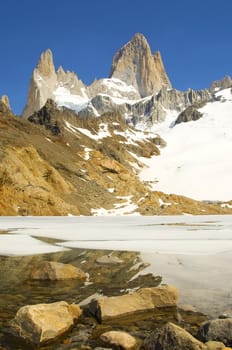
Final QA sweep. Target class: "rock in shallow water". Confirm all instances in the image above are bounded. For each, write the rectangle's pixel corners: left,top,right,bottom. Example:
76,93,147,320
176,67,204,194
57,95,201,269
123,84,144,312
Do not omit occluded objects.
30,260,87,281
89,285,178,322
9,301,82,345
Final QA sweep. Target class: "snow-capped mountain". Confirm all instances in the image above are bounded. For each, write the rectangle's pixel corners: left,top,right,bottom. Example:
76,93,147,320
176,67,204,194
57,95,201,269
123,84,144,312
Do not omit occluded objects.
1,32,231,215
23,33,211,126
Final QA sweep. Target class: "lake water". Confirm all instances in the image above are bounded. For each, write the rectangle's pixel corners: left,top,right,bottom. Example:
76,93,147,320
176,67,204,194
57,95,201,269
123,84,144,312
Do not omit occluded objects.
0,215,232,316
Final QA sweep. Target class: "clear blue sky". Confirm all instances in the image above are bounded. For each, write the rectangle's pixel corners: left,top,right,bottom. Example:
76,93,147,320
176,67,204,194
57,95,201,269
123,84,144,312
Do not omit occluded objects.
1,0,231,115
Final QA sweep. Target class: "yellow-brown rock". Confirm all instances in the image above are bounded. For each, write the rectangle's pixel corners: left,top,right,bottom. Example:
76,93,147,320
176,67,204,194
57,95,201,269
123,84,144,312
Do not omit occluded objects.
100,331,140,350
110,33,171,97
10,301,81,345
30,261,87,281
89,285,178,322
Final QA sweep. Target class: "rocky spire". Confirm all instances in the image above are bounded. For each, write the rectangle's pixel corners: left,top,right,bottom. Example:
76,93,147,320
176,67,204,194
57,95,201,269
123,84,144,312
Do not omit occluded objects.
0,95,11,110
109,33,171,97
36,49,56,77
22,49,87,118
23,49,57,118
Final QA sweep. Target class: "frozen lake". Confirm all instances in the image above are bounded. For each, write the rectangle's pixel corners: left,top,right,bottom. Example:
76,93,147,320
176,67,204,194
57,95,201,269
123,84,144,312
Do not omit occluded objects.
1,215,232,315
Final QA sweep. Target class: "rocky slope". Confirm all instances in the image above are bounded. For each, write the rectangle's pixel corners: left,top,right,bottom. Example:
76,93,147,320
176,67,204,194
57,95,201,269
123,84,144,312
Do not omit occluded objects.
1,97,231,215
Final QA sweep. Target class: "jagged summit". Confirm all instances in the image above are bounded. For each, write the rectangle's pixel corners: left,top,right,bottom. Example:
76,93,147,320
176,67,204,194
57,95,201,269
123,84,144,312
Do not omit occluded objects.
109,33,171,97
23,48,87,118
36,48,56,77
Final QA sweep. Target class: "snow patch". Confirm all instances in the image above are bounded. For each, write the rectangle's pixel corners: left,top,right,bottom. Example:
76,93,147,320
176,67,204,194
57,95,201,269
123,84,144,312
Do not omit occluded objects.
77,123,111,140
54,86,88,112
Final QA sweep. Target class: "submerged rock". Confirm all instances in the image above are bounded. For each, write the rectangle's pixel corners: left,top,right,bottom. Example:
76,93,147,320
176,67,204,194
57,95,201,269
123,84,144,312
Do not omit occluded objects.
96,255,124,266
9,301,82,345
89,285,178,322
143,322,206,350
30,261,87,281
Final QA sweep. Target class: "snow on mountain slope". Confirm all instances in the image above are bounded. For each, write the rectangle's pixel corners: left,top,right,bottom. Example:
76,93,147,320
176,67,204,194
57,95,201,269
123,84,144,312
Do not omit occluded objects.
54,86,89,112
139,88,232,201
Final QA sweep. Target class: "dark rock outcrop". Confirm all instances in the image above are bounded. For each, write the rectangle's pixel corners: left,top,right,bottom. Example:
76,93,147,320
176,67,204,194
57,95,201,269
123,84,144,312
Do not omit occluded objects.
174,106,203,125
144,322,206,350
198,318,232,346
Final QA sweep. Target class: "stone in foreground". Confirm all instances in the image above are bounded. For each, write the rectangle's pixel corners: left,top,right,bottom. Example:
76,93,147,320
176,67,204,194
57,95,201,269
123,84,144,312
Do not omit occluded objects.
198,318,232,346
205,340,225,350
10,301,81,344
89,285,178,322
30,261,87,281
143,322,206,350
100,331,139,350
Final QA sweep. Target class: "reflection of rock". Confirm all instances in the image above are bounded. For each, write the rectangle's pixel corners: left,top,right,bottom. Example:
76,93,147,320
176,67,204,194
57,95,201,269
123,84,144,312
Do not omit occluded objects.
144,322,206,350
30,261,87,281
10,301,81,345
96,255,124,266
198,318,232,346
89,285,178,322
100,331,139,350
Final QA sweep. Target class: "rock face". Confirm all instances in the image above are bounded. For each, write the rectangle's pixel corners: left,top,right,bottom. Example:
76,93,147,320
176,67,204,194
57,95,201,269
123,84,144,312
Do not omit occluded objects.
143,322,206,350
100,331,139,350
198,318,232,346
30,261,87,281
23,49,86,118
210,75,232,92
10,301,82,345
109,33,171,97
89,285,178,322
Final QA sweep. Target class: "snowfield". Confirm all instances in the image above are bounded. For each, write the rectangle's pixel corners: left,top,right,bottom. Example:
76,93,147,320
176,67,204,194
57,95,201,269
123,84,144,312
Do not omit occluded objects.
139,88,232,201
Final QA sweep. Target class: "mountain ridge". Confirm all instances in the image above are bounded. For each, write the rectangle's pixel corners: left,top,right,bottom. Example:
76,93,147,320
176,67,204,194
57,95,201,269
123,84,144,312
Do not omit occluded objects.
0,33,232,215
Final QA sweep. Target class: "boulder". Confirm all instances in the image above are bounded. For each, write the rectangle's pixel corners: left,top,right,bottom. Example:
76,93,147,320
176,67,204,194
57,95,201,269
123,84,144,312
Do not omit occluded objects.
30,261,87,281
89,285,178,322
143,322,206,350
10,301,81,345
100,331,139,350
198,318,232,346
